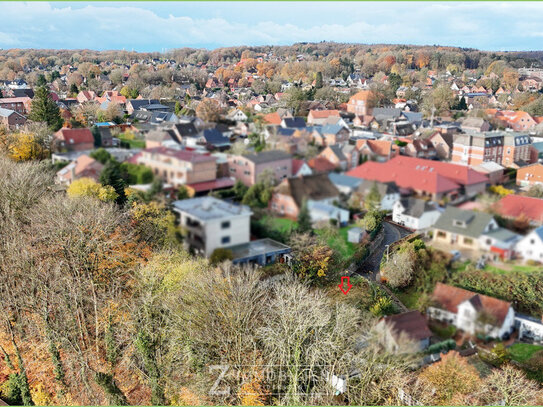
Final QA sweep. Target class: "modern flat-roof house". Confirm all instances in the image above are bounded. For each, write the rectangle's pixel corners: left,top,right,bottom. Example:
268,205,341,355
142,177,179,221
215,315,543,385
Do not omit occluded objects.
227,150,292,186
135,147,217,188
427,283,515,339
172,197,290,264
173,197,252,257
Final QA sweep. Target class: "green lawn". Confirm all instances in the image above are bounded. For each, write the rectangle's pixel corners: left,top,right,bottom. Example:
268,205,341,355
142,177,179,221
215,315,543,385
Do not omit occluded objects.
119,136,146,148
261,216,298,232
394,288,422,310
508,343,543,363
315,226,356,261
453,261,541,276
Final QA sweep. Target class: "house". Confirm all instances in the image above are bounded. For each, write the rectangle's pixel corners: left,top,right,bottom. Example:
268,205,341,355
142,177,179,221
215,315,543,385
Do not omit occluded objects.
328,173,363,195
400,138,437,159
76,90,96,103
515,226,543,263
172,197,252,257
517,163,543,187
292,159,313,177
392,198,441,230
376,311,432,352
515,314,543,343
355,180,400,211
270,173,340,220
318,145,359,171
56,154,103,185
461,117,491,133
355,139,399,162
346,90,373,116
313,124,350,146
226,108,248,122
306,200,350,226
281,117,306,129
202,128,231,151
135,147,216,187
173,197,291,264
227,150,292,186
126,99,161,115
452,132,504,166
432,206,520,259
0,96,32,115
427,131,454,160
427,283,515,339
502,133,533,168
347,156,488,202
307,109,340,126
494,195,543,225
0,107,26,129
472,161,505,185
53,128,95,152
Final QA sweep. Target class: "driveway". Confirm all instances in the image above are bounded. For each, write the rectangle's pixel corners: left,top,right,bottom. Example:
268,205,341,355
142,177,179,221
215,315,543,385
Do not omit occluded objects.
356,221,411,281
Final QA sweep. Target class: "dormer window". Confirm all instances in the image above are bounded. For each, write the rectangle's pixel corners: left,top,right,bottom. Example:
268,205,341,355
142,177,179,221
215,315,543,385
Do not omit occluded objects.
453,219,466,228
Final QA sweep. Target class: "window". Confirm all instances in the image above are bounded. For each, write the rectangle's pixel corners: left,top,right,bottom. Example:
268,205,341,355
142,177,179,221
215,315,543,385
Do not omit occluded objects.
463,237,473,245
531,239,535,245
221,236,230,244
437,231,446,238
221,221,230,229
486,239,492,245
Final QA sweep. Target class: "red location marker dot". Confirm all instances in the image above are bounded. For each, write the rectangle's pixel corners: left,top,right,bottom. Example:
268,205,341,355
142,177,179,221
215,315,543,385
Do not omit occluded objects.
338,276,352,295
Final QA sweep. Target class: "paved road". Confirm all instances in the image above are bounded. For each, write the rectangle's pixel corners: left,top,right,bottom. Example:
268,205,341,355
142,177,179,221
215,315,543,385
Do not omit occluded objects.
356,221,411,281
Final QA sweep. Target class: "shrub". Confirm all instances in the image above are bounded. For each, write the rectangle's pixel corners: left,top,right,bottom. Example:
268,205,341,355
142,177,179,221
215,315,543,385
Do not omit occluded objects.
120,162,154,185
209,248,234,265
427,338,456,354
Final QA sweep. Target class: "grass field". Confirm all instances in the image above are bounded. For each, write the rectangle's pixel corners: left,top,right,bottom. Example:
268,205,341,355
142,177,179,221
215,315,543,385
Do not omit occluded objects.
315,226,356,260
119,136,146,148
508,343,543,363
260,216,298,232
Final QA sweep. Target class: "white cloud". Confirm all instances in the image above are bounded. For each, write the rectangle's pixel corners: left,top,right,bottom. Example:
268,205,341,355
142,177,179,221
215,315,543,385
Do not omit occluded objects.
0,2,542,51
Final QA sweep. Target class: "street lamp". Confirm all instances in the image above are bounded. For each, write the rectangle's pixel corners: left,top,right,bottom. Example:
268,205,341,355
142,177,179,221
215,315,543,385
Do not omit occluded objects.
385,244,390,263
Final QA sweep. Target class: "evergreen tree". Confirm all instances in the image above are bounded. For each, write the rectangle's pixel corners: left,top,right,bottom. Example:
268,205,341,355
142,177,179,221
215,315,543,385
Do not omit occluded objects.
297,199,312,233
100,160,127,205
174,101,182,116
36,74,47,87
28,86,63,131
315,71,323,89
70,83,79,96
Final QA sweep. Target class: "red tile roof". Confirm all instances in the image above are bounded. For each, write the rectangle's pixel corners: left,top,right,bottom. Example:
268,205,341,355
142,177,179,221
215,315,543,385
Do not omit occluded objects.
494,195,543,223
262,112,282,126
346,157,468,195
382,311,432,341
308,109,340,119
291,159,307,175
54,128,94,144
432,283,511,325
307,156,336,173
187,177,235,193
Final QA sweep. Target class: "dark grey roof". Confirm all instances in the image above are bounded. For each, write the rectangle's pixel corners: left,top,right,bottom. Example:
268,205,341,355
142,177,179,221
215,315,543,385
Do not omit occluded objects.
358,180,399,196
128,99,160,110
282,117,306,128
173,122,199,137
433,206,493,238
398,198,438,218
373,108,402,121
203,128,230,147
242,150,292,164
329,145,347,161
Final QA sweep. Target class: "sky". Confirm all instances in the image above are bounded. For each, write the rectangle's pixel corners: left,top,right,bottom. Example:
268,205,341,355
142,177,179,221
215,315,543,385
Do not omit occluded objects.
1,1,543,52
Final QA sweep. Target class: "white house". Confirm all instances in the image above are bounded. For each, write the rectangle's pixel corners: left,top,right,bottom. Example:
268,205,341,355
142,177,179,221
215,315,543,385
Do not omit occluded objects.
392,198,442,230
307,200,350,227
515,226,543,263
227,108,248,122
427,283,515,339
356,180,400,211
172,197,252,257
516,315,543,343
